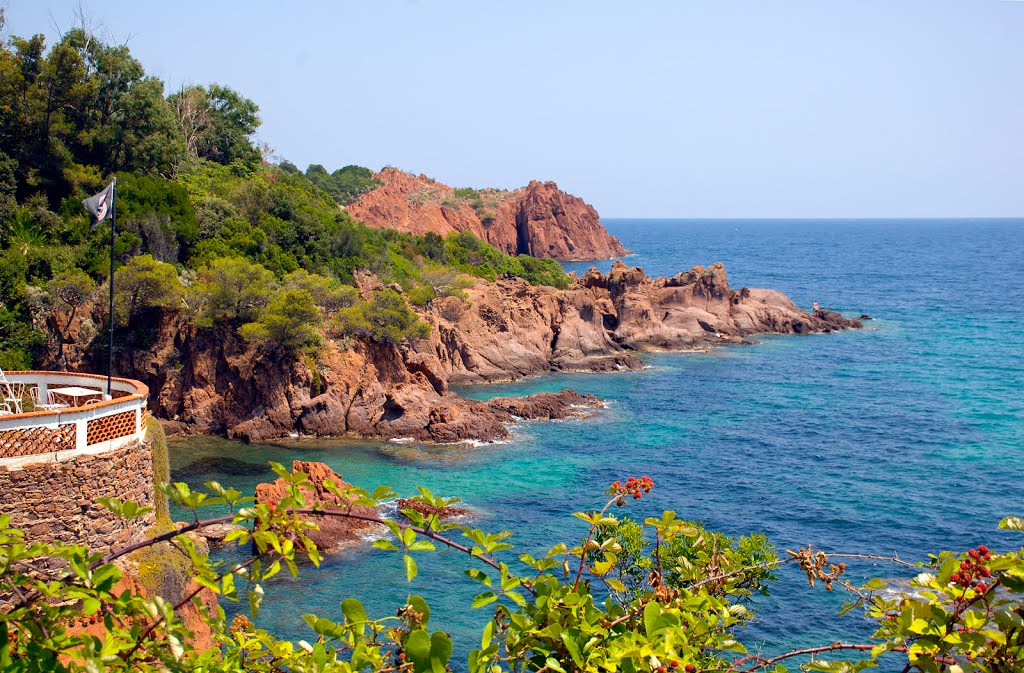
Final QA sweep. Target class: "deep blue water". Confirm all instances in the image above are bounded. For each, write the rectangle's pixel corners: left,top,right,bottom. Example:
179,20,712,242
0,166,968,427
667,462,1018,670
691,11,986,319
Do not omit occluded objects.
169,219,1024,662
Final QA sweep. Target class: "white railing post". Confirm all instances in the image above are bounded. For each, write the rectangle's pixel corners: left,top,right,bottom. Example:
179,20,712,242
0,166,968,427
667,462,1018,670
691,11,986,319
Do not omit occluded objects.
75,417,88,451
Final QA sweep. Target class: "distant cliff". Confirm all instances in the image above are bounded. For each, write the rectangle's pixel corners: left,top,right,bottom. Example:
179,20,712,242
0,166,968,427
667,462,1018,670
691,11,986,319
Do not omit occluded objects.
344,168,630,261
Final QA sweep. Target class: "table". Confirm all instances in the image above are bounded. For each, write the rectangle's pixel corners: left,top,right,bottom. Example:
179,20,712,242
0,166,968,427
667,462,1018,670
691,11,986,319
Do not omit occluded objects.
48,386,103,407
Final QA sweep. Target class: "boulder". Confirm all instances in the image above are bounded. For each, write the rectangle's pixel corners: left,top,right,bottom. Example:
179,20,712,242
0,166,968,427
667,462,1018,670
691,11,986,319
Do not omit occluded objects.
254,461,383,553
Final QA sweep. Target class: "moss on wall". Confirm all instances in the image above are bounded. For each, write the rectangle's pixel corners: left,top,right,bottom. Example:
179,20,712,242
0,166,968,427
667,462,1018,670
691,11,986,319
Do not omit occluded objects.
146,415,171,526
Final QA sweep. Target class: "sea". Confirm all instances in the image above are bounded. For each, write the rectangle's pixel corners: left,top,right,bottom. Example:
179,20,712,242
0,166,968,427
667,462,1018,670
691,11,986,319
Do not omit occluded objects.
169,218,1024,663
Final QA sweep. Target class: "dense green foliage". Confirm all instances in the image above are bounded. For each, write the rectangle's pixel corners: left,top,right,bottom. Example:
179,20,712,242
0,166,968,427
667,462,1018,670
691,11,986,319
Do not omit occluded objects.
302,164,379,205
333,288,432,345
0,19,571,365
1,471,1023,672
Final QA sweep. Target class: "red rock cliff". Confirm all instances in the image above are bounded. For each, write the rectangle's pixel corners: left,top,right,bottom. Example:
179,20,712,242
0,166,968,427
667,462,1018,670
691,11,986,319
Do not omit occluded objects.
344,168,629,261
51,264,856,443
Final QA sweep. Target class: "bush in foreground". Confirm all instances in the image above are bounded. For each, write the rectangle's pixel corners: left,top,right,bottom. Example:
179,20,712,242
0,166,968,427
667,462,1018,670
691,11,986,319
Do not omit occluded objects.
1,469,1022,672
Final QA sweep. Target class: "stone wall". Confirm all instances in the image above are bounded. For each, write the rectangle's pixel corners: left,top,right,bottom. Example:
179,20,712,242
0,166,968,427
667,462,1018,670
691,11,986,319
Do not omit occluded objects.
0,438,155,555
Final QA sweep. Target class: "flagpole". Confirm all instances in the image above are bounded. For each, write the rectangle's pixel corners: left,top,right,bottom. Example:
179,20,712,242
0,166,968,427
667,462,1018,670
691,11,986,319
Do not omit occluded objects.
107,176,116,399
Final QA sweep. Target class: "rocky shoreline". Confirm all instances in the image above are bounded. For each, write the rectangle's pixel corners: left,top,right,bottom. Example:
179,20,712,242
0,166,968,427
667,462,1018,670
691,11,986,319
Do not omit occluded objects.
53,261,859,445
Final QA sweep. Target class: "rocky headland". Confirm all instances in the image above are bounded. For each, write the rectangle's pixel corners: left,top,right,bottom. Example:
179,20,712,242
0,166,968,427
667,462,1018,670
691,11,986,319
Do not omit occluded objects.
344,168,630,261
51,260,858,445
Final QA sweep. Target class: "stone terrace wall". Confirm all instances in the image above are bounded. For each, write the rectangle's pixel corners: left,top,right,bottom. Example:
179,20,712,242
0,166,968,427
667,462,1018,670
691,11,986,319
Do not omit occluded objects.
0,438,155,555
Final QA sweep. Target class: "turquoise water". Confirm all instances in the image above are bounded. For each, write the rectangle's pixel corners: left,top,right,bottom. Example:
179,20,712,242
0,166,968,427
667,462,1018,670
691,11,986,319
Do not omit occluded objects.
169,219,1024,661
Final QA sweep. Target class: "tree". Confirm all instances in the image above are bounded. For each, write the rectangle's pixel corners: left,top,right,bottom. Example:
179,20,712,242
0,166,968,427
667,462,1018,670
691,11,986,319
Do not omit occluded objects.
194,256,275,325
240,288,322,353
283,268,359,315
333,288,430,345
29,269,96,367
169,84,260,166
113,254,182,324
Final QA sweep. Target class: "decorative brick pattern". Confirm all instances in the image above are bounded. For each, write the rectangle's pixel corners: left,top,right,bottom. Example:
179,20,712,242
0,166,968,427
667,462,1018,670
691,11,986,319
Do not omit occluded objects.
86,410,137,446
0,424,76,458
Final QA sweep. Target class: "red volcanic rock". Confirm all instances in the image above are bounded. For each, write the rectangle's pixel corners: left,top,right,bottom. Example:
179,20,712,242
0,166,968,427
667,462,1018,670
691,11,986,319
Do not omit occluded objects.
344,168,629,261
255,461,383,553
396,497,469,521
487,390,604,420
54,261,858,445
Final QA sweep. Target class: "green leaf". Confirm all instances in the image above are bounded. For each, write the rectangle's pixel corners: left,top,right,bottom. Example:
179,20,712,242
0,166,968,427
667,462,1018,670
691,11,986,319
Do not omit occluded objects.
465,568,493,588
545,657,567,673
481,620,494,649
561,633,583,667
999,516,1024,531
342,597,368,632
644,602,662,637
406,629,431,673
408,540,436,552
430,631,453,673
405,554,418,582
407,594,430,627
472,592,498,608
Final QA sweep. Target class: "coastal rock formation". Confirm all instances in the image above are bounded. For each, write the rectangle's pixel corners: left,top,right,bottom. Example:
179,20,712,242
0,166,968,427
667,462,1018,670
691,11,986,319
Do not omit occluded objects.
419,261,862,384
52,262,857,444
254,461,383,553
397,497,470,522
344,168,629,261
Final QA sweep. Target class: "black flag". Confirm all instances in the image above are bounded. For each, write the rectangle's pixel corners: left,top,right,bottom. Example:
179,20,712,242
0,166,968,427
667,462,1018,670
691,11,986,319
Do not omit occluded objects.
83,182,115,228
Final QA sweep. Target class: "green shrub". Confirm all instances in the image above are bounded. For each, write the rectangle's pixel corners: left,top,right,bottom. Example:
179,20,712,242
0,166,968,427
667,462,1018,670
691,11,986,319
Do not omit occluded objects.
113,255,183,324
407,284,436,306
240,288,322,353
195,256,275,325
333,288,429,345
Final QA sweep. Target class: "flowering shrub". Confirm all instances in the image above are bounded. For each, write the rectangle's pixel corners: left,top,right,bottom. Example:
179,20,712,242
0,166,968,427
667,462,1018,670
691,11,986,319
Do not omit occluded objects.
0,467,1022,672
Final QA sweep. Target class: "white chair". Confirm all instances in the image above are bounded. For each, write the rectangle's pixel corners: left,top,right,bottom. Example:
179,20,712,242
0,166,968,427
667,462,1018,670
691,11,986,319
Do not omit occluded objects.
41,390,70,411
1,381,24,414
83,398,102,406
0,402,11,416
29,386,66,412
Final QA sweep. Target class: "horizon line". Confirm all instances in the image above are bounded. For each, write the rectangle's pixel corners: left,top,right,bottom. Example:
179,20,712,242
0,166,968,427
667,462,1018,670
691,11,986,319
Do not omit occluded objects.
600,216,1024,221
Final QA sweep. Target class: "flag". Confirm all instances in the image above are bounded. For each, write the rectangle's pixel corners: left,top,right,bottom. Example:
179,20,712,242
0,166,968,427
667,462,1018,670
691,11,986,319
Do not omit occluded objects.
83,182,115,229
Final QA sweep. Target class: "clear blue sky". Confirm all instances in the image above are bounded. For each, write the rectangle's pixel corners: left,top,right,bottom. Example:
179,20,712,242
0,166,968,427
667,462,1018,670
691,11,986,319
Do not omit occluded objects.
5,1,1024,218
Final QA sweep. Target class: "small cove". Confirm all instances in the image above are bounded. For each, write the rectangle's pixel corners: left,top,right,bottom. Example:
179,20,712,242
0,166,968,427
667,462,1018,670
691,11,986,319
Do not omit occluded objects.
169,218,1024,663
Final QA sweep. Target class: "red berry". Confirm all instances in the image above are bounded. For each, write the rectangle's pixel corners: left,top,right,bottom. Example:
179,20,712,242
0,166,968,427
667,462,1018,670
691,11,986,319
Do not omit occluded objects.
685,666,696,673
978,545,989,555
951,573,961,583
969,549,980,559
977,583,988,594
979,566,991,577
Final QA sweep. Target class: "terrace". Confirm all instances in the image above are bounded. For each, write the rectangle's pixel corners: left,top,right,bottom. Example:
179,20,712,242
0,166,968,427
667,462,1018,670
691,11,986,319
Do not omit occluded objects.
0,370,149,468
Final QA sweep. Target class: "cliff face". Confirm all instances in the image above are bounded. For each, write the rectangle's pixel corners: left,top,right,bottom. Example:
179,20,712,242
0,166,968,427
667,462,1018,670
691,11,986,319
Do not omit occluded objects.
343,168,629,261
420,260,861,384
53,262,858,444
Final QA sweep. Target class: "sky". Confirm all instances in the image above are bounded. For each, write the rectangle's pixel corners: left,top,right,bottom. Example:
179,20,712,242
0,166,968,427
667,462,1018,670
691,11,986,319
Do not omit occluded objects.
4,1,1023,218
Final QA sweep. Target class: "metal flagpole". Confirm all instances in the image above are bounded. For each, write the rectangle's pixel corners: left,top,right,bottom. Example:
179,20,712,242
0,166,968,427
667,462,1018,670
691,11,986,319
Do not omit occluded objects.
107,176,116,398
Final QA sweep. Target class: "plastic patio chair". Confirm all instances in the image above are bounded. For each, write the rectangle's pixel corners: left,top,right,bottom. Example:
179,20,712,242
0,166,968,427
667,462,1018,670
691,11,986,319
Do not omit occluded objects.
1,381,24,414
46,390,70,411
29,386,66,412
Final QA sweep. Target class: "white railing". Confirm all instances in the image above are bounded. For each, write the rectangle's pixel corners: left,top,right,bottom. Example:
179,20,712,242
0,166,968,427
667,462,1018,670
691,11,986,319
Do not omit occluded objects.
0,371,149,469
